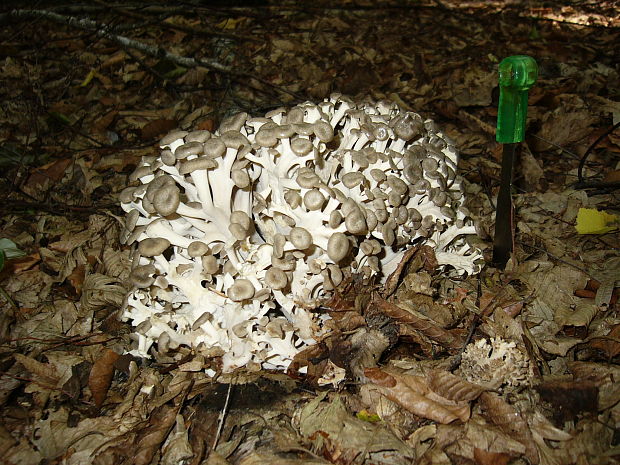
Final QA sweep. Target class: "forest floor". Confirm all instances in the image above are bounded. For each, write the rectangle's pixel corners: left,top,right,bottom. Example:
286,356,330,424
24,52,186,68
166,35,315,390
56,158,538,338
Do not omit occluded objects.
0,1,619,464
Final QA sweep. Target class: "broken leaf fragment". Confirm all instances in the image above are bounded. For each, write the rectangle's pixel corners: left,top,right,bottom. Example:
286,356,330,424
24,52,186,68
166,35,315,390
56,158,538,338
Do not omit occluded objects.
575,208,618,234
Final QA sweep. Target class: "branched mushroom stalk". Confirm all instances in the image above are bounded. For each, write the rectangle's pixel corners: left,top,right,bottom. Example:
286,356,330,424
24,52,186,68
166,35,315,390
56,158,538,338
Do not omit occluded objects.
120,94,483,372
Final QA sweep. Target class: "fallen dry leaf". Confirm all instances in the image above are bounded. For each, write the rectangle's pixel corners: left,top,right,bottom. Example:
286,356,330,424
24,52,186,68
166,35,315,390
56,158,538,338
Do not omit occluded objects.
365,367,471,424
88,348,120,409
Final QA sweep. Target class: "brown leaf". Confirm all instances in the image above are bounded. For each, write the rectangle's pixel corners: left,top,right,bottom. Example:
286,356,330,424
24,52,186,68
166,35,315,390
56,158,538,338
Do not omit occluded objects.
382,245,437,297
66,264,86,297
92,110,118,133
590,324,620,358
427,369,486,402
372,295,463,349
88,349,120,409
140,118,178,140
24,158,73,191
479,392,538,464
14,353,60,386
366,368,470,424
364,367,396,387
133,405,184,465
473,447,511,465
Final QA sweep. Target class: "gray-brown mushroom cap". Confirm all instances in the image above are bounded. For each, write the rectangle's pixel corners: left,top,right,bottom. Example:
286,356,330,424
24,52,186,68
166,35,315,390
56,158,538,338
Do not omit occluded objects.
327,232,350,262
265,268,288,290
130,264,158,288
188,241,210,257
227,279,255,301
138,238,171,257
152,184,181,216
289,227,313,249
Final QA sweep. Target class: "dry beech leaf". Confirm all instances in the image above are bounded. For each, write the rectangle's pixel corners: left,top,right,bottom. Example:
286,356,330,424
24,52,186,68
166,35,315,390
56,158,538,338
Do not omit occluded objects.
365,368,470,424
372,295,462,349
364,367,396,387
66,264,86,297
426,369,487,402
590,324,620,358
14,353,60,386
141,118,178,140
133,405,178,465
88,349,120,408
479,392,539,464
382,245,437,297
24,158,73,191
556,300,599,328
473,447,512,465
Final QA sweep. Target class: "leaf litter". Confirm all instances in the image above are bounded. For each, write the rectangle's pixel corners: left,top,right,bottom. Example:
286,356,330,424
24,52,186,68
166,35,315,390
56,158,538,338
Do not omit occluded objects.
0,1,619,464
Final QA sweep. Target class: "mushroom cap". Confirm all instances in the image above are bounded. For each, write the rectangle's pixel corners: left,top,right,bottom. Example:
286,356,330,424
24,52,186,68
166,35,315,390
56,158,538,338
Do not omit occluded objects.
185,130,211,143
203,138,226,158
219,112,248,133
201,255,219,274
303,189,325,211
327,232,350,262
152,184,180,216
160,130,188,147
138,238,171,257
344,208,367,234
227,278,255,301
313,121,334,142
130,264,157,288
290,137,313,156
179,157,218,175
175,141,203,159
284,190,302,208
289,227,313,249
265,268,288,290
188,241,210,257
342,172,365,189
231,169,251,188
221,130,249,150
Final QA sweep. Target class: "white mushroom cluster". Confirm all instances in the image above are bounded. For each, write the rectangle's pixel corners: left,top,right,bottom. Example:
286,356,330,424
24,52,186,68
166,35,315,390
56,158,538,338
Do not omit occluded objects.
119,94,482,372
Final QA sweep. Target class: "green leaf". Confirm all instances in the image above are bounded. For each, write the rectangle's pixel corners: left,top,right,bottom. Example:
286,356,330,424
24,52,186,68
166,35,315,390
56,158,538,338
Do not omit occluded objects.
0,238,26,259
0,249,4,272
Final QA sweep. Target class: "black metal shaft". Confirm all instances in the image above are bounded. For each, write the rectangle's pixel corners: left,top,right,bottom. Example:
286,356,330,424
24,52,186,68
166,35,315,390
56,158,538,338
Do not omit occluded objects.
492,143,517,267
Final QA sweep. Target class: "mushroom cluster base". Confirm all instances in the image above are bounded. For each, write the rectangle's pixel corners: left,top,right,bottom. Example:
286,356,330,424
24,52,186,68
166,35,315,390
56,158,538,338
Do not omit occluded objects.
120,95,482,373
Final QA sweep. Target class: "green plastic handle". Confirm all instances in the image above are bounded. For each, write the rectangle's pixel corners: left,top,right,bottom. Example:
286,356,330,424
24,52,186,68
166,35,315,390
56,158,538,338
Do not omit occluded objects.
496,56,538,144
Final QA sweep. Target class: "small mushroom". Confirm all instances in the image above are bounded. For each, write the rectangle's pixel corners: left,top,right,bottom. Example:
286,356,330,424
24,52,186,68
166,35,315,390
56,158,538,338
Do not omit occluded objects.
203,138,226,158
130,264,157,288
202,255,219,274
152,184,180,216
265,268,288,290
138,238,171,257
303,189,325,211
327,232,350,262
289,227,313,249
188,241,210,257
227,278,255,301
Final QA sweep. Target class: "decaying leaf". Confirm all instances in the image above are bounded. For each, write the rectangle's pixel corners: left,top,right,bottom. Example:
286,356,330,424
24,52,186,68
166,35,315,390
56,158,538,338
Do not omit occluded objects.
296,392,416,464
88,349,120,409
365,367,471,424
478,392,539,464
372,295,463,350
426,369,486,402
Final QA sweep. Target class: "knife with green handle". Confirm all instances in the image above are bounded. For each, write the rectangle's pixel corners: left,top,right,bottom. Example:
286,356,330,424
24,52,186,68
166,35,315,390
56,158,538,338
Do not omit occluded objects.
492,55,538,267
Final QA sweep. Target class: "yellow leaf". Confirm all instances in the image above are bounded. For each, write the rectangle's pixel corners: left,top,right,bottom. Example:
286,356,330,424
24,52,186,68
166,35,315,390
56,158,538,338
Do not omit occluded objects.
356,409,381,423
215,17,246,30
80,68,97,87
575,208,618,234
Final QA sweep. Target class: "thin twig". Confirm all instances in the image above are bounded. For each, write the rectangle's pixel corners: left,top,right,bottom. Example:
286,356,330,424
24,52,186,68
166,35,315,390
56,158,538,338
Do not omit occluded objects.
212,382,233,452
